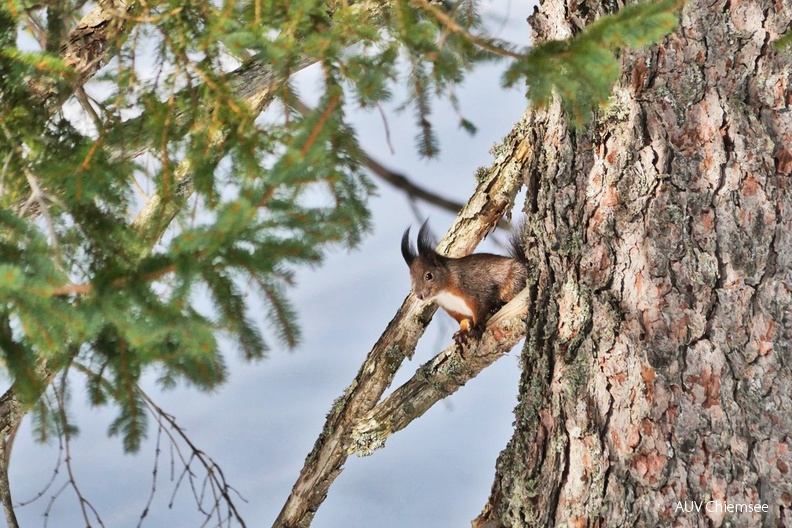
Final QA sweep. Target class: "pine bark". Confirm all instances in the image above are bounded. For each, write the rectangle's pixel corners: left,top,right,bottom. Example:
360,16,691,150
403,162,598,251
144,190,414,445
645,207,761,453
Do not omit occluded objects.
474,0,792,526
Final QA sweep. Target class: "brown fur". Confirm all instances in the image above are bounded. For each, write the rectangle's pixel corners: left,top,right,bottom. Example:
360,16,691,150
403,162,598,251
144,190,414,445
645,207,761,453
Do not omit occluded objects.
401,221,528,342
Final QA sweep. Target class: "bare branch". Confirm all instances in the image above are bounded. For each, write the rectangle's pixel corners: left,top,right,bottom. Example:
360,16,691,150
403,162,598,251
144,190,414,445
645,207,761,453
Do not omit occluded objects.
22,170,59,248
56,382,106,528
291,98,468,215
140,392,248,528
364,155,468,213
273,110,533,528
349,287,532,455
136,425,162,527
0,433,19,528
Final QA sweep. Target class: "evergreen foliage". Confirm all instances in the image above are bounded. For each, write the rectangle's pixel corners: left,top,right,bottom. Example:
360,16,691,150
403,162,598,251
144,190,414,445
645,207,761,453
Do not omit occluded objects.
775,30,792,50
1,0,680,456
504,0,681,124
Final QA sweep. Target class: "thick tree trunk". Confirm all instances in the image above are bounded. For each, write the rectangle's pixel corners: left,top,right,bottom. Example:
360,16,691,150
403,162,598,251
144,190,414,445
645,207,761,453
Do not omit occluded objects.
475,0,792,526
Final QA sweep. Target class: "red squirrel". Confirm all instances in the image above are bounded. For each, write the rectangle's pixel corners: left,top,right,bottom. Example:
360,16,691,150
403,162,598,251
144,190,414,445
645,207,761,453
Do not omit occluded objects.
401,221,528,344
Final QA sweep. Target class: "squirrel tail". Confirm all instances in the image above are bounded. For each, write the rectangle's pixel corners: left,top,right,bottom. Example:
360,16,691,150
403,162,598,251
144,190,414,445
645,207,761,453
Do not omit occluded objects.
508,218,529,264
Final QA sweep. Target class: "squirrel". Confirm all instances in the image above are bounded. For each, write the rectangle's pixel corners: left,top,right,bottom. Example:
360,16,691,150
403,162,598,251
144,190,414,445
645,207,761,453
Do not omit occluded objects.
401,220,528,344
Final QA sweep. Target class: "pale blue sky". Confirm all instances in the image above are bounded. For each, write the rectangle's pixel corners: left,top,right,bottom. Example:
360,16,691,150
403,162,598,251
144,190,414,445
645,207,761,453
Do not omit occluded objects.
8,1,536,526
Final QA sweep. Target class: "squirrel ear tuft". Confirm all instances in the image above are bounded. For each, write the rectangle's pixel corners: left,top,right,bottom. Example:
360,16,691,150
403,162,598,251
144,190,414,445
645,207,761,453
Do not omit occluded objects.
401,227,416,266
416,220,434,257
417,220,444,266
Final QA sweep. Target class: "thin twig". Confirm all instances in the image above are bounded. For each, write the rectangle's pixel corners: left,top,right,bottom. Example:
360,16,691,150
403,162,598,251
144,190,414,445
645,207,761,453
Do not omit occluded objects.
291,98,469,215
43,481,69,528
14,434,64,509
23,169,59,248
140,392,248,527
55,375,106,528
411,0,525,59
376,104,395,155
136,424,162,527
74,86,103,130
365,156,468,213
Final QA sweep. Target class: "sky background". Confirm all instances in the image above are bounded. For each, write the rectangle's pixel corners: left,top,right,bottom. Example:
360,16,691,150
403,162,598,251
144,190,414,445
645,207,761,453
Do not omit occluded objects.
8,1,537,526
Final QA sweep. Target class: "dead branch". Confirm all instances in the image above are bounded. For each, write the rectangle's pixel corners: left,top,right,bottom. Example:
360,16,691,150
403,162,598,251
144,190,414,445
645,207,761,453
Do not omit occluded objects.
272,110,533,528
349,286,532,456
291,98,468,215
140,392,248,528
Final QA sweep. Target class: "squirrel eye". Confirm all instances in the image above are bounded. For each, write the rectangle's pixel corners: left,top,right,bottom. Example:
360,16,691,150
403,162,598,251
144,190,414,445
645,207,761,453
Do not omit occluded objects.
424,272,433,281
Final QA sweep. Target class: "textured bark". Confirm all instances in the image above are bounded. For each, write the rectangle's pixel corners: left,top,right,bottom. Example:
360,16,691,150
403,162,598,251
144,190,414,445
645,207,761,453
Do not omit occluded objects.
37,0,135,113
60,1,132,77
475,0,792,527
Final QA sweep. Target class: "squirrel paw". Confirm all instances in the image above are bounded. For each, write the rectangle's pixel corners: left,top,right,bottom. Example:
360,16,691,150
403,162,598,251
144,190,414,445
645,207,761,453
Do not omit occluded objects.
453,325,483,346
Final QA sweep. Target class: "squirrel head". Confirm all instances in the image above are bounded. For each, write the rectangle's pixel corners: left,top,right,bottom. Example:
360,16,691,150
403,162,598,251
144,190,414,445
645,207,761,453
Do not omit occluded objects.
401,221,449,301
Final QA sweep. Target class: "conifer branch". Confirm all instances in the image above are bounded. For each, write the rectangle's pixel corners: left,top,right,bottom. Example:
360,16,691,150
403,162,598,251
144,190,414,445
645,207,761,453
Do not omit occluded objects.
49,262,178,297
126,54,318,250
6,1,138,217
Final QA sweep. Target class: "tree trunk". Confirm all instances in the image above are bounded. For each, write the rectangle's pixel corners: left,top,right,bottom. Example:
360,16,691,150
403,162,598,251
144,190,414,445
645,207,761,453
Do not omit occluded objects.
475,0,792,526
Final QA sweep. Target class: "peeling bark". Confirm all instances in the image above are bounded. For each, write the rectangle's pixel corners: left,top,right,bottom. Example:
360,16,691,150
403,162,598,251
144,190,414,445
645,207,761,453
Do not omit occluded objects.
475,0,792,526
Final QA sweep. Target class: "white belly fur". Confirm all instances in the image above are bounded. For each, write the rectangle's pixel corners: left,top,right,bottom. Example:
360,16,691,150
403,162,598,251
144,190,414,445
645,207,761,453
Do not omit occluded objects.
432,291,473,317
